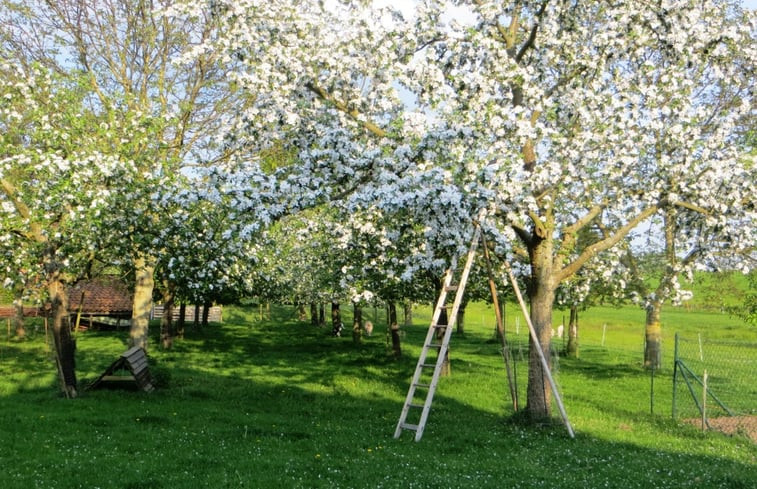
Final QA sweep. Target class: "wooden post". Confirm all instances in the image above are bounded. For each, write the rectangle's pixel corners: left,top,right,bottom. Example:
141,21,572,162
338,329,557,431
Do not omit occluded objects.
480,231,518,412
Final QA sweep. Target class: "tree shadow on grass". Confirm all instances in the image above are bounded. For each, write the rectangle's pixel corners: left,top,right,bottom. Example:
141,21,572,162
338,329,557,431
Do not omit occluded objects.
559,353,648,380
1,315,755,489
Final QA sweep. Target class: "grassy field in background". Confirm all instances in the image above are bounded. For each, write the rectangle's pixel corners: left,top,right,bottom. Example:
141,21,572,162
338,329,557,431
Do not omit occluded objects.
0,303,755,489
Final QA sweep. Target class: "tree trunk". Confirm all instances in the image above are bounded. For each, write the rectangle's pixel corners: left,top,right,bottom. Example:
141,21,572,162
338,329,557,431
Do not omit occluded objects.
352,303,362,344
402,301,413,326
644,300,663,369
130,255,155,351
310,303,318,326
202,301,211,326
177,303,186,338
437,306,450,377
526,236,555,420
297,302,307,321
456,301,466,335
319,303,325,326
643,209,674,369
193,303,200,326
388,301,401,358
160,284,175,349
566,305,579,358
330,302,342,336
49,275,77,398
12,291,25,339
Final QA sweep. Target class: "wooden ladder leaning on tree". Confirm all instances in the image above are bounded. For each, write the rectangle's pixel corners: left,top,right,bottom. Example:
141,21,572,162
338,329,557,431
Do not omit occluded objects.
393,218,574,441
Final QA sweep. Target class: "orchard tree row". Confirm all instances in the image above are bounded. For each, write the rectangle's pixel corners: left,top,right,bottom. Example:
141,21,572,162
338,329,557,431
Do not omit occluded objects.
1,1,754,420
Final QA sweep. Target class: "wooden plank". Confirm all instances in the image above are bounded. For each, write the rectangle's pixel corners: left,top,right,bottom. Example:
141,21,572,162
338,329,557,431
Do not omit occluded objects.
101,375,136,382
88,346,154,392
128,357,148,372
121,346,143,360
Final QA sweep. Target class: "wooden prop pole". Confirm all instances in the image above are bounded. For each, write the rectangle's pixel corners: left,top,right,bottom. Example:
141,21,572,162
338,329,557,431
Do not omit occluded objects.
480,232,519,412
503,261,575,438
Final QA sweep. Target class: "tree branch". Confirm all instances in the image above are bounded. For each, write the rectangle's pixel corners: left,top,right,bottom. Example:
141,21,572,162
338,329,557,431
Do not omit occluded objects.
555,204,659,283
515,0,549,63
511,222,534,248
1,177,46,243
305,82,388,139
672,200,711,216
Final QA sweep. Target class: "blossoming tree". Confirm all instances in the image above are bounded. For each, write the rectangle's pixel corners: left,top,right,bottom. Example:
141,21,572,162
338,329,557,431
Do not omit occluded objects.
0,0,260,350
0,63,144,397
165,0,756,419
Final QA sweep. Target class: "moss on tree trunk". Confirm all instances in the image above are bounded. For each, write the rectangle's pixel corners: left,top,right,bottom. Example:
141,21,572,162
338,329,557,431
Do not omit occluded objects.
644,301,663,369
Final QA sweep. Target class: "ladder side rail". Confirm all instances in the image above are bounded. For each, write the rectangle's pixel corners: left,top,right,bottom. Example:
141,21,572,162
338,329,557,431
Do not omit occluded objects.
423,264,457,349
394,262,457,438
414,228,481,441
415,264,456,371
433,228,480,373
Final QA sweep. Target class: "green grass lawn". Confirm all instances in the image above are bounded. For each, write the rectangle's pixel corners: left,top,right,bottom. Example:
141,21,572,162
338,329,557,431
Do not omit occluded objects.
0,304,755,489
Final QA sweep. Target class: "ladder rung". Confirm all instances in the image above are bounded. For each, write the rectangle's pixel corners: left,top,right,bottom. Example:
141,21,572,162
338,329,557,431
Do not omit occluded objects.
394,222,480,441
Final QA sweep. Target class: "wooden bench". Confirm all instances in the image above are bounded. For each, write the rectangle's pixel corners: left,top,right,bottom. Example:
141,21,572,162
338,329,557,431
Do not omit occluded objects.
87,346,155,392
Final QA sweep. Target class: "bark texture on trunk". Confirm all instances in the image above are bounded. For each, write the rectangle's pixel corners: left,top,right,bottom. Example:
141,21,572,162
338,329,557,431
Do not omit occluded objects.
160,284,175,350
566,305,579,358
456,302,466,335
130,256,155,351
177,303,186,338
352,303,362,344
402,301,413,326
331,302,342,336
388,301,401,358
310,303,318,326
202,301,211,326
13,294,25,339
644,301,663,369
297,302,307,321
437,306,450,377
49,276,77,398
526,236,555,420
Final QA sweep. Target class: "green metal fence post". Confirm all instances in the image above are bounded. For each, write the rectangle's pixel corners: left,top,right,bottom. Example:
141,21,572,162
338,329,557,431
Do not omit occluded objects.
672,332,679,420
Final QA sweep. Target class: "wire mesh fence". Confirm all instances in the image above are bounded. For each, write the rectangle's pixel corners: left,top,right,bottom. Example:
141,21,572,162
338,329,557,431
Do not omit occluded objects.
673,333,757,441
493,317,756,442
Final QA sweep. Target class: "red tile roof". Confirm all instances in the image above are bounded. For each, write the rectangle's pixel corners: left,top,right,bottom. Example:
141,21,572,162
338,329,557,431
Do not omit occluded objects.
0,306,42,318
68,277,133,315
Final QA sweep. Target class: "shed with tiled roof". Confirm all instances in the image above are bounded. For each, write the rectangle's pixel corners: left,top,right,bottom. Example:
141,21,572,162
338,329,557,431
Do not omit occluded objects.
68,277,133,317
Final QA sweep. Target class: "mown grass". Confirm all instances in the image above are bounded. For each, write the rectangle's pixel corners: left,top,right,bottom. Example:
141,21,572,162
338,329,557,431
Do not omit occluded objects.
0,303,755,489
